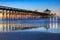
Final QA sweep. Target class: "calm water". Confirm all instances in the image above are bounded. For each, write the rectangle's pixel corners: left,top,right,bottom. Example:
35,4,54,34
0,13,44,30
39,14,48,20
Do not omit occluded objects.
0,17,60,40
0,17,60,33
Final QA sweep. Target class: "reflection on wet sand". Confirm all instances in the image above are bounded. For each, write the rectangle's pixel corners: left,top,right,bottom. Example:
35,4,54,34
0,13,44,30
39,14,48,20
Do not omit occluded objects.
0,24,40,32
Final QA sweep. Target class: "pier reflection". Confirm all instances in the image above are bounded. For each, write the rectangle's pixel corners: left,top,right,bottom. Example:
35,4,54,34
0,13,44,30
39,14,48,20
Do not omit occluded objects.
0,18,48,32
0,17,59,32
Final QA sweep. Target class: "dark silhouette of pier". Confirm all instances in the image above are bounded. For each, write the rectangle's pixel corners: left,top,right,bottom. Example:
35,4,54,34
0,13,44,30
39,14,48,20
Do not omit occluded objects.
0,6,51,18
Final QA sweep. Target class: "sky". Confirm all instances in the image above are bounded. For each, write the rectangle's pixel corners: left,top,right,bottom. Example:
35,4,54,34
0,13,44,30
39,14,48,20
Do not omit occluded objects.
0,0,60,14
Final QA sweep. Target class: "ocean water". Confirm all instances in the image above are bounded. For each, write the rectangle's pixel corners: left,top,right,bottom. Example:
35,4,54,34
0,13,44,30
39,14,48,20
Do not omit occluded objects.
0,17,60,33
0,17,60,40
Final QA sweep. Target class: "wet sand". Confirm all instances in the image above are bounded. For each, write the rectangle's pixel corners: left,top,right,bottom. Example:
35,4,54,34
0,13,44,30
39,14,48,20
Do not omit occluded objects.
0,31,60,40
